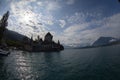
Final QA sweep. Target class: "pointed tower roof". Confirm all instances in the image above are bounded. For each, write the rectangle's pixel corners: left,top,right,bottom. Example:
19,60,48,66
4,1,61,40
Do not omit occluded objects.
45,32,53,37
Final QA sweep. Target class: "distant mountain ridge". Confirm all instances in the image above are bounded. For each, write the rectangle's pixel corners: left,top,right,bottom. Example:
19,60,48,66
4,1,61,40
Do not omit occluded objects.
92,37,118,46
4,29,27,42
69,36,120,49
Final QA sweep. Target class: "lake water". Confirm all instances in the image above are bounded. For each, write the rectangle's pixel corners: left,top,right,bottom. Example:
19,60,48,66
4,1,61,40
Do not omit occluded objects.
0,45,120,80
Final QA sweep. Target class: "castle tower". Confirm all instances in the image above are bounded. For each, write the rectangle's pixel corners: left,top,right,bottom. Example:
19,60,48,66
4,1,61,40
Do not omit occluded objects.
44,32,53,43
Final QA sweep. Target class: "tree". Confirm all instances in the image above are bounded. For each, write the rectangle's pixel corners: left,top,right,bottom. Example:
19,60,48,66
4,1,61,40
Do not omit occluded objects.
0,11,9,43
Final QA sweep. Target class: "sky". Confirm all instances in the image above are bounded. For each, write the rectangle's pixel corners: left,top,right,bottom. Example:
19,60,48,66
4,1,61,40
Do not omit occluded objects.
0,0,120,46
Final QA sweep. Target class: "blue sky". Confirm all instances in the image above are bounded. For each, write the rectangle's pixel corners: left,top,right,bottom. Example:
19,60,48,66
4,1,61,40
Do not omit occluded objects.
0,0,120,46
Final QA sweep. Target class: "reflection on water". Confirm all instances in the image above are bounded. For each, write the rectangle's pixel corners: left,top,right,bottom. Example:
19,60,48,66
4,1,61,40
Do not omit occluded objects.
14,52,33,80
3,51,35,80
0,45,120,80
2,51,63,80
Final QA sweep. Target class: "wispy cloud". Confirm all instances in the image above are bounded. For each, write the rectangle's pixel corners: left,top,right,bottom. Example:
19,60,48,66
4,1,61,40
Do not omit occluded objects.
64,23,88,34
45,1,61,11
0,15,1,19
59,12,120,46
8,0,57,37
37,1,43,6
66,0,75,5
66,12,84,24
59,20,66,28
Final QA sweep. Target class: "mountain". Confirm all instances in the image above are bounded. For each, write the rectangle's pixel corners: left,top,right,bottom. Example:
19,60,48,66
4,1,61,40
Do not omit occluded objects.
63,43,91,49
92,37,118,46
64,37,120,49
2,29,31,47
4,29,27,42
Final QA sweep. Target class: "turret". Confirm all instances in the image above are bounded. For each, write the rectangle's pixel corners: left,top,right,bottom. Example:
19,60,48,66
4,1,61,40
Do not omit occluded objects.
44,32,53,43
37,35,40,41
58,40,60,45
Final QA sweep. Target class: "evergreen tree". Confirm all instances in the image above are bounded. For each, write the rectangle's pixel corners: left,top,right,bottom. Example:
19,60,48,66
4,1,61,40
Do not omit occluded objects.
0,11,9,43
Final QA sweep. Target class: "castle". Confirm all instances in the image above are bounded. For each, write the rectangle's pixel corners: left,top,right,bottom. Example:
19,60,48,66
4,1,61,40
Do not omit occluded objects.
23,32,64,52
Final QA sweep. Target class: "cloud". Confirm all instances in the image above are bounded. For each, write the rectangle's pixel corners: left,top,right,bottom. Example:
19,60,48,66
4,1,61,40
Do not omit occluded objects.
87,13,120,39
59,20,66,28
66,12,87,24
59,12,120,46
55,23,89,45
36,1,61,12
64,23,88,34
8,0,57,38
9,1,38,33
45,1,61,11
39,15,54,26
0,15,1,19
66,0,75,5
37,1,43,6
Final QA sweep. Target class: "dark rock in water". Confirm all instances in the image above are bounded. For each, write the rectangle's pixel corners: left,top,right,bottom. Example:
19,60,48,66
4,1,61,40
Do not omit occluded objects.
0,48,10,56
92,37,117,46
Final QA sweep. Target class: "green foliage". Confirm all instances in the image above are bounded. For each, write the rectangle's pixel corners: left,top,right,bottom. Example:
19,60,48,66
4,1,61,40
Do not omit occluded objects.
6,40,23,47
